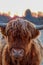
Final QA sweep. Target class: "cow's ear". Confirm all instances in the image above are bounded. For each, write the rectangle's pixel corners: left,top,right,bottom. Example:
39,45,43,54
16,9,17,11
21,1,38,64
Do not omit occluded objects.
0,23,7,36
1,27,6,36
27,21,40,39
31,28,40,39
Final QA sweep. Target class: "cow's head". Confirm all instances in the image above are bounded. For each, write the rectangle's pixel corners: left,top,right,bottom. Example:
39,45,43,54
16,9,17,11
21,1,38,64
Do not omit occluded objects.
0,18,40,62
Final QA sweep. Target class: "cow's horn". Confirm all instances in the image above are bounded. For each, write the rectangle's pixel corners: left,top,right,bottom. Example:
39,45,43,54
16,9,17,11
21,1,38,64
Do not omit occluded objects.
36,25,43,30
0,23,7,27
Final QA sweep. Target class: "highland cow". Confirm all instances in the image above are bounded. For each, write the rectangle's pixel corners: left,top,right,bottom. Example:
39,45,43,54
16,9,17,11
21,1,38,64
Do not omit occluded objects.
0,18,43,65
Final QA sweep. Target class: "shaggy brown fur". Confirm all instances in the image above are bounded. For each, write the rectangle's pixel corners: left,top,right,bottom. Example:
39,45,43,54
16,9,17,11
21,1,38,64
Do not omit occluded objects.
0,18,42,65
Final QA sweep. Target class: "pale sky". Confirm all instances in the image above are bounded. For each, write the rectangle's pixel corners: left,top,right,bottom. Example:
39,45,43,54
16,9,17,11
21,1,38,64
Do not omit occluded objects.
0,0,43,16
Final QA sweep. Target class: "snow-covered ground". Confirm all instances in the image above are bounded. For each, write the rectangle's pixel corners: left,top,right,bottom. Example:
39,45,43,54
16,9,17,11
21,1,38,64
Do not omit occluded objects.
39,30,43,45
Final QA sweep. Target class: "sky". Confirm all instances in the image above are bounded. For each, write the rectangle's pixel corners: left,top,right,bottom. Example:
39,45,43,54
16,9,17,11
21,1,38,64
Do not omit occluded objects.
0,0,43,16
